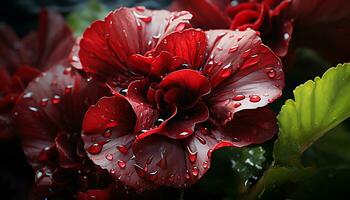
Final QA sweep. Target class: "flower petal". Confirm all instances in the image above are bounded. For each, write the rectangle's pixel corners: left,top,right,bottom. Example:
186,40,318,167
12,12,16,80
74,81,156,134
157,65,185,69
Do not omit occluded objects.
153,29,208,70
82,95,155,191
79,7,192,81
212,107,278,147
158,69,211,108
204,29,283,125
13,64,109,168
170,0,231,29
132,129,232,187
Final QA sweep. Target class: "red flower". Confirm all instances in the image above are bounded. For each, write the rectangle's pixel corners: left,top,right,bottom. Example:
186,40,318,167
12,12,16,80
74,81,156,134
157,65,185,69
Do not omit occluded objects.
77,7,284,191
0,9,74,140
13,64,114,198
170,0,293,57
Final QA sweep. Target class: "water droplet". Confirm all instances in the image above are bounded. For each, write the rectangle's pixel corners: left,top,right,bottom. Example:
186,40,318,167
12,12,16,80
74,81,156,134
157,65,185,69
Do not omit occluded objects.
105,153,113,161
148,171,158,181
51,95,61,105
283,33,290,40
234,102,241,108
169,174,175,182
40,98,49,107
217,46,223,51
241,49,251,58
192,166,199,176
63,67,72,75
220,63,232,78
23,92,33,99
103,129,112,138
117,160,126,169
110,168,116,175
157,152,167,169
29,106,39,112
179,131,190,137
203,161,209,169
134,164,147,177
267,69,276,78
154,118,164,127
185,170,191,179
187,146,198,163
106,119,119,127
195,135,207,144
65,84,73,94
249,95,261,103
119,88,128,96
232,94,245,101
116,145,128,154
229,46,238,53
242,55,260,68
88,142,105,155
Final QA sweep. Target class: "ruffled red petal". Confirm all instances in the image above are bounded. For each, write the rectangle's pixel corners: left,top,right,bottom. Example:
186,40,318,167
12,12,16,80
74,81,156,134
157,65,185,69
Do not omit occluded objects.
79,7,192,82
204,29,284,125
81,95,155,191
152,29,208,70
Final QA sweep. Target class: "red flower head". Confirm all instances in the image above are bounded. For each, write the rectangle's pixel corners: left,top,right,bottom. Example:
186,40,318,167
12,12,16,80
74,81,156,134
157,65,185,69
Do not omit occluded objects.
77,7,284,191
0,9,74,140
170,0,293,57
13,64,115,198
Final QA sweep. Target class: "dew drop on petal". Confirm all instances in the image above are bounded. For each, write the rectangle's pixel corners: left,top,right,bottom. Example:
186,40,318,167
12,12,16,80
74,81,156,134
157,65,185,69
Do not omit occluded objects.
187,146,198,163
203,161,209,169
23,92,33,99
117,160,126,169
116,145,128,154
185,170,191,179
40,98,49,107
249,95,261,103
134,164,147,177
234,102,241,108
51,95,61,105
195,135,207,144
103,129,112,138
207,149,213,158
229,46,238,53
105,153,113,161
232,94,245,101
88,142,105,155
65,84,73,94
192,166,199,177
267,69,276,78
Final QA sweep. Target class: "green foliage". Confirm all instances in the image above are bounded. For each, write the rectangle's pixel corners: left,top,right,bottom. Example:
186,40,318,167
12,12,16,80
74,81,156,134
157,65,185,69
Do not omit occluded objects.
67,0,108,36
274,63,350,166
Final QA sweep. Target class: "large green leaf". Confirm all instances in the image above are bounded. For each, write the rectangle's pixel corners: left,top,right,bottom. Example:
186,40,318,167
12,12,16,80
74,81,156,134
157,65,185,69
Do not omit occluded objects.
274,63,350,166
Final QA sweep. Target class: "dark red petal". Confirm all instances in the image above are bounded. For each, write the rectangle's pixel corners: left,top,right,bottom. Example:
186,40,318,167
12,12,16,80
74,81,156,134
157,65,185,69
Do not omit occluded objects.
13,64,109,167
79,7,192,81
170,0,231,29
126,79,159,133
14,66,41,86
31,9,74,70
158,69,211,108
153,29,208,70
137,102,209,140
204,29,284,125
212,107,278,147
0,24,23,72
55,131,80,169
132,130,232,187
83,96,136,134
127,54,153,75
82,95,155,191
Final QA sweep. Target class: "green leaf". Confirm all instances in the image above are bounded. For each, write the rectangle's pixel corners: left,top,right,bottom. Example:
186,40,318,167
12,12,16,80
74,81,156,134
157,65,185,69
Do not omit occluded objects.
303,123,350,167
274,63,350,166
66,0,108,36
